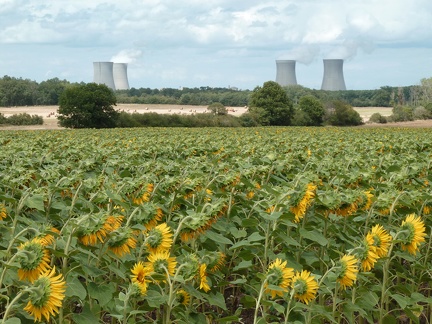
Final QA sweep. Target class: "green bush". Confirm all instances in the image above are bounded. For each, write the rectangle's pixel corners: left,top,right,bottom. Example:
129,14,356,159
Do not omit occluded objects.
369,113,387,124
325,101,363,126
4,113,43,125
0,113,6,124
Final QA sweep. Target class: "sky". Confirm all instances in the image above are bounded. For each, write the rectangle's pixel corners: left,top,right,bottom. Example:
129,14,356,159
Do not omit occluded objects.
1,0,432,90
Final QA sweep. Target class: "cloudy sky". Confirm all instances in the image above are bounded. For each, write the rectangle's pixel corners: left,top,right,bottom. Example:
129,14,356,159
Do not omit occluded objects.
1,0,431,90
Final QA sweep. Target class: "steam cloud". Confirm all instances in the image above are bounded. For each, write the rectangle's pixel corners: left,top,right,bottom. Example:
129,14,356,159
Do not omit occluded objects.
111,49,143,63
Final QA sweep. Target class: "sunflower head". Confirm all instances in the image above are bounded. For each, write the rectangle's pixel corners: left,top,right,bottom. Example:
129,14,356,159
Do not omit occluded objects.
336,254,358,290
177,253,200,281
203,251,226,273
198,263,211,292
131,262,150,295
145,223,173,254
289,183,316,223
77,214,122,246
38,226,60,246
367,224,392,258
400,214,427,255
146,251,177,282
176,289,191,306
0,203,7,220
358,236,378,272
133,203,164,230
291,270,319,305
24,267,66,322
107,227,137,257
265,258,294,299
17,238,51,282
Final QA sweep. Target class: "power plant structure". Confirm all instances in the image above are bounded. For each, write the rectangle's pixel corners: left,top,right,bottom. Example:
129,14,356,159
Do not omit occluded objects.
93,62,130,90
275,60,297,86
320,59,346,91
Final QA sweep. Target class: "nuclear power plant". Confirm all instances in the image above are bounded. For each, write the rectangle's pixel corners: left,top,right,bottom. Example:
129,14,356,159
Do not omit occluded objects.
320,59,346,91
93,62,130,90
275,60,297,86
275,58,347,90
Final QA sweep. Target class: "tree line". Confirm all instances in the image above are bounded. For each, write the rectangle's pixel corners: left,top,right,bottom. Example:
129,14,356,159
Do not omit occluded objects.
0,75,427,108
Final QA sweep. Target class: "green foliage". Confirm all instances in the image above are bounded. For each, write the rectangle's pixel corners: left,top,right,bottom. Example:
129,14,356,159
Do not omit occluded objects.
413,106,431,120
369,113,388,124
249,81,294,126
0,113,43,125
390,105,414,122
207,102,227,115
325,100,364,126
58,83,118,128
296,95,325,126
116,111,241,127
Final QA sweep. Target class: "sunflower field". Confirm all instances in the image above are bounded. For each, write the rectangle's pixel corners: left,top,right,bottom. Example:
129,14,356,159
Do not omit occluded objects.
1,126,432,324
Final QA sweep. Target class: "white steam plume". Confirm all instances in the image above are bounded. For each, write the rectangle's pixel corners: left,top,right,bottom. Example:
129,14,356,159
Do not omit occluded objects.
111,49,143,63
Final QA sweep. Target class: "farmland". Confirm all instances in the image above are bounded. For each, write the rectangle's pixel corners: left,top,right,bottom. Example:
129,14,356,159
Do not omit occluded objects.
1,126,432,323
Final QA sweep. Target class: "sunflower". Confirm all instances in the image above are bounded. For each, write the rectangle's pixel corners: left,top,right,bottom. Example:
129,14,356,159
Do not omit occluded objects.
176,289,191,306
358,236,379,272
132,183,154,204
208,252,226,273
18,238,51,282
367,225,392,258
136,203,164,230
0,203,7,220
107,228,137,257
336,255,358,290
290,183,317,223
77,215,123,246
145,223,173,254
23,266,66,322
291,270,319,305
177,253,200,281
198,263,211,292
358,191,374,211
39,227,60,246
130,262,150,295
145,251,177,282
400,214,427,255
265,259,294,299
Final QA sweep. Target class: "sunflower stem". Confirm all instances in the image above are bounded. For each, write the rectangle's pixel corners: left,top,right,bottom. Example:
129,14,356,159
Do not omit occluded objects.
1,290,25,324
253,275,270,324
283,289,295,324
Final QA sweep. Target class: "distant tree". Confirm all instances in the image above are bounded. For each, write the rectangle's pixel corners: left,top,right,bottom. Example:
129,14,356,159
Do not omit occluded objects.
248,81,294,126
207,102,227,115
369,113,387,124
297,95,325,126
58,83,118,128
325,100,363,126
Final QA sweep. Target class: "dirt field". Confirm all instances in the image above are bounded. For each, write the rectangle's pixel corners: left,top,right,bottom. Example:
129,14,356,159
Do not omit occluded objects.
0,104,431,130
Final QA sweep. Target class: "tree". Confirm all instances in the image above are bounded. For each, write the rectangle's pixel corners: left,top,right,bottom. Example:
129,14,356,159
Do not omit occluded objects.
325,100,363,126
207,102,227,115
248,81,294,126
58,83,118,128
297,95,325,126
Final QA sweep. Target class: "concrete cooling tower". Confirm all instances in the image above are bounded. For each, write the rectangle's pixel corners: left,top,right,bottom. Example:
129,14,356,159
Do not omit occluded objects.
275,60,297,86
320,59,346,91
113,63,130,90
93,62,116,90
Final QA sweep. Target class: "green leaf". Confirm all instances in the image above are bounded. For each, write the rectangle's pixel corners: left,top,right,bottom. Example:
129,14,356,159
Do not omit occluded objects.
204,230,233,245
72,303,99,324
216,315,240,323
24,194,45,211
65,276,87,300
88,282,115,306
3,318,21,324
146,290,168,308
233,260,252,271
299,228,328,246
248,232,265,242
206,292,227,310
390,293,407,309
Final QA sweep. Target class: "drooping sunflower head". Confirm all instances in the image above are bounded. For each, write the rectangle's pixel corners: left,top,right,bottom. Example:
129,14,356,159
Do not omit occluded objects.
38,226,60,246
77,214,123,246
130,261,150,295
291,270,319,305
133,203,164,230
400,214,427,255
0,203,7,220
145,251,177,282
107,227,137,257
289,183,317,223
203,251,226,273
176,289,191,306
357,191,374,211
367,224,392,258
17,238,51,282
198,263,211,292
358,236,379,272
265,258,294,299
336,254,358,290
145,223,173,254
23,266,66,322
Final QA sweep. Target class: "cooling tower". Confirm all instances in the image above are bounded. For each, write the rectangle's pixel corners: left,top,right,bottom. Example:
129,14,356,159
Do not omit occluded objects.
113,63,130,90
275,60,297,86
320,59,346,91
93,62,116,90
